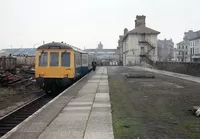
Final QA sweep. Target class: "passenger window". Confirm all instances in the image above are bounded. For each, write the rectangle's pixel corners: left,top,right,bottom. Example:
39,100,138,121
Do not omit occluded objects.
50,52,59,66
39,52,48,66
61,52,70,67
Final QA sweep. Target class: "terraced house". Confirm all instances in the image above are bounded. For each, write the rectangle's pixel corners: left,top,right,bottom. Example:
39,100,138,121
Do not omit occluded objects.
177,30,200,62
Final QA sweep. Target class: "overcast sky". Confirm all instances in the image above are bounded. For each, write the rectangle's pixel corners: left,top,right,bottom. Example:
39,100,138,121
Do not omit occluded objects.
0,0,200,49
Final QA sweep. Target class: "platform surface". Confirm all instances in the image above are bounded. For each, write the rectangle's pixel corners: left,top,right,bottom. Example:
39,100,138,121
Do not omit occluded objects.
2,67,114,139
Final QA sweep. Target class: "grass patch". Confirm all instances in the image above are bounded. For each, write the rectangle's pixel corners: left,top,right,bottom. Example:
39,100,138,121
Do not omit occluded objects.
109,78,143,139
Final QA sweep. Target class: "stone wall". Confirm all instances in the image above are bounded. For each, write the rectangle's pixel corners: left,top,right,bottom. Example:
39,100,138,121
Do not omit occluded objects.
155,62,200,77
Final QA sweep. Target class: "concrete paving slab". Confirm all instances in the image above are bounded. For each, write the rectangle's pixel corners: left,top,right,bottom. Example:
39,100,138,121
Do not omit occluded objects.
77,94,96,98
99,82,108,85
18,122,46,133
67,102,93,105
46,121,87,131
94,99,110,103
63,106,92,110
87,80,100,83
97,88,109,93
84,132,114,139
78,89,97,93
93,103,111,108
38,131,84,139
95,93,110,99
8,132,40,139
92,107,112,112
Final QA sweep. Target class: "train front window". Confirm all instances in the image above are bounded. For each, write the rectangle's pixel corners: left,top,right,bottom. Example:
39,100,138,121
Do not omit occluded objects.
39,52,48,66
50,52,59,66
61,52,70,67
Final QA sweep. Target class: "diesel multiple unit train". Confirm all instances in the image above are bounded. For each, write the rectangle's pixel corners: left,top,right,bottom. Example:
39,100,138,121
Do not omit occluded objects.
35,42,94,94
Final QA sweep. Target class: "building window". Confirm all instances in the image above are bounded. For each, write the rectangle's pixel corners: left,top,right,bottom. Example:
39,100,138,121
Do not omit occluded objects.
61,52,70,67
39,52,48,66
185,51,187,55
193,47,195,54
50,52,59,66
182,46,184,49
186,46,188,49
196,48,199,54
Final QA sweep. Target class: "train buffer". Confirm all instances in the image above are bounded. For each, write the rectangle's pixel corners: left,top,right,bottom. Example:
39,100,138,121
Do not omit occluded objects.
2,67,114,139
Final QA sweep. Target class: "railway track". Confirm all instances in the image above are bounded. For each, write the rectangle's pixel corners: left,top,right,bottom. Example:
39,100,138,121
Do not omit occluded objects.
0,71,91,138
0,94,55,137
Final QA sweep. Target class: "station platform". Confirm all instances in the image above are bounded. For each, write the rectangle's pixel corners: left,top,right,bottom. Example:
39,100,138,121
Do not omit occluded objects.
2,67,114,139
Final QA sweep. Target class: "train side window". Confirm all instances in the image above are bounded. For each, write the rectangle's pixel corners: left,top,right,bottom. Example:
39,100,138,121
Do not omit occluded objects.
50,52,59,66
39,52,48,66
61,52,70,67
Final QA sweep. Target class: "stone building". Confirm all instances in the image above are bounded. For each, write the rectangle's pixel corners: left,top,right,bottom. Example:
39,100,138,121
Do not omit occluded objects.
185,30,200,62
177,30,200,62
118,15,160,66
176,40,190,62
157,39,174,61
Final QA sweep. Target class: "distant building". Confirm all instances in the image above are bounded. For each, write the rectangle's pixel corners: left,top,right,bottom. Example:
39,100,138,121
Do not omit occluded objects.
118,15,160,66
173,48,179,62
157,39,174,61
185,30,200,62
177,30,200,62
85,42,119,65
176,40,190,62
97,42,103,49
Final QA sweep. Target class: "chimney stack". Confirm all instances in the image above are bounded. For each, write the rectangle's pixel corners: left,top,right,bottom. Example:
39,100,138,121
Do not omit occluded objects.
124,28,128,35
135,15,146,28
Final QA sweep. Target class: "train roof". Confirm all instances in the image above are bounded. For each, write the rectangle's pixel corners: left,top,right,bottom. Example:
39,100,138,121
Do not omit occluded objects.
37,42,87,54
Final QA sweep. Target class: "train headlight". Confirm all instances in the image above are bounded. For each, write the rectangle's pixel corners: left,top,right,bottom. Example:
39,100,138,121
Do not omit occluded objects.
64,73,68,77
39,72,44,77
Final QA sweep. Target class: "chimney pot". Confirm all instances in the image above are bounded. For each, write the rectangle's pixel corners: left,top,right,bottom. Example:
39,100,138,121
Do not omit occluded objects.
135,15,146,28
124,28,128,35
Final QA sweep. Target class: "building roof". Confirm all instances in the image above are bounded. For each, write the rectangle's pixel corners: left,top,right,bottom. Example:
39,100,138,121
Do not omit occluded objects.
128,26,160,35
122,25,160,41
0,48,36,56
184,30,200,41
177,40,190,46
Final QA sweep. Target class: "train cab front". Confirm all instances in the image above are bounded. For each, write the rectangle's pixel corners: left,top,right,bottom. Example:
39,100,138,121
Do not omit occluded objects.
35,45,74,94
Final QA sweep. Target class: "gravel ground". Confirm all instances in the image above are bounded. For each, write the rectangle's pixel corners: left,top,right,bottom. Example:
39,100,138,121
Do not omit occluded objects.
108,66,200,139
0,81,44,118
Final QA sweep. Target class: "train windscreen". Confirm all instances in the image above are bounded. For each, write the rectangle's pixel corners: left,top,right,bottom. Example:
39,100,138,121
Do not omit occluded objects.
61,52,70,67
50,52,59,66
39,52,48,66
